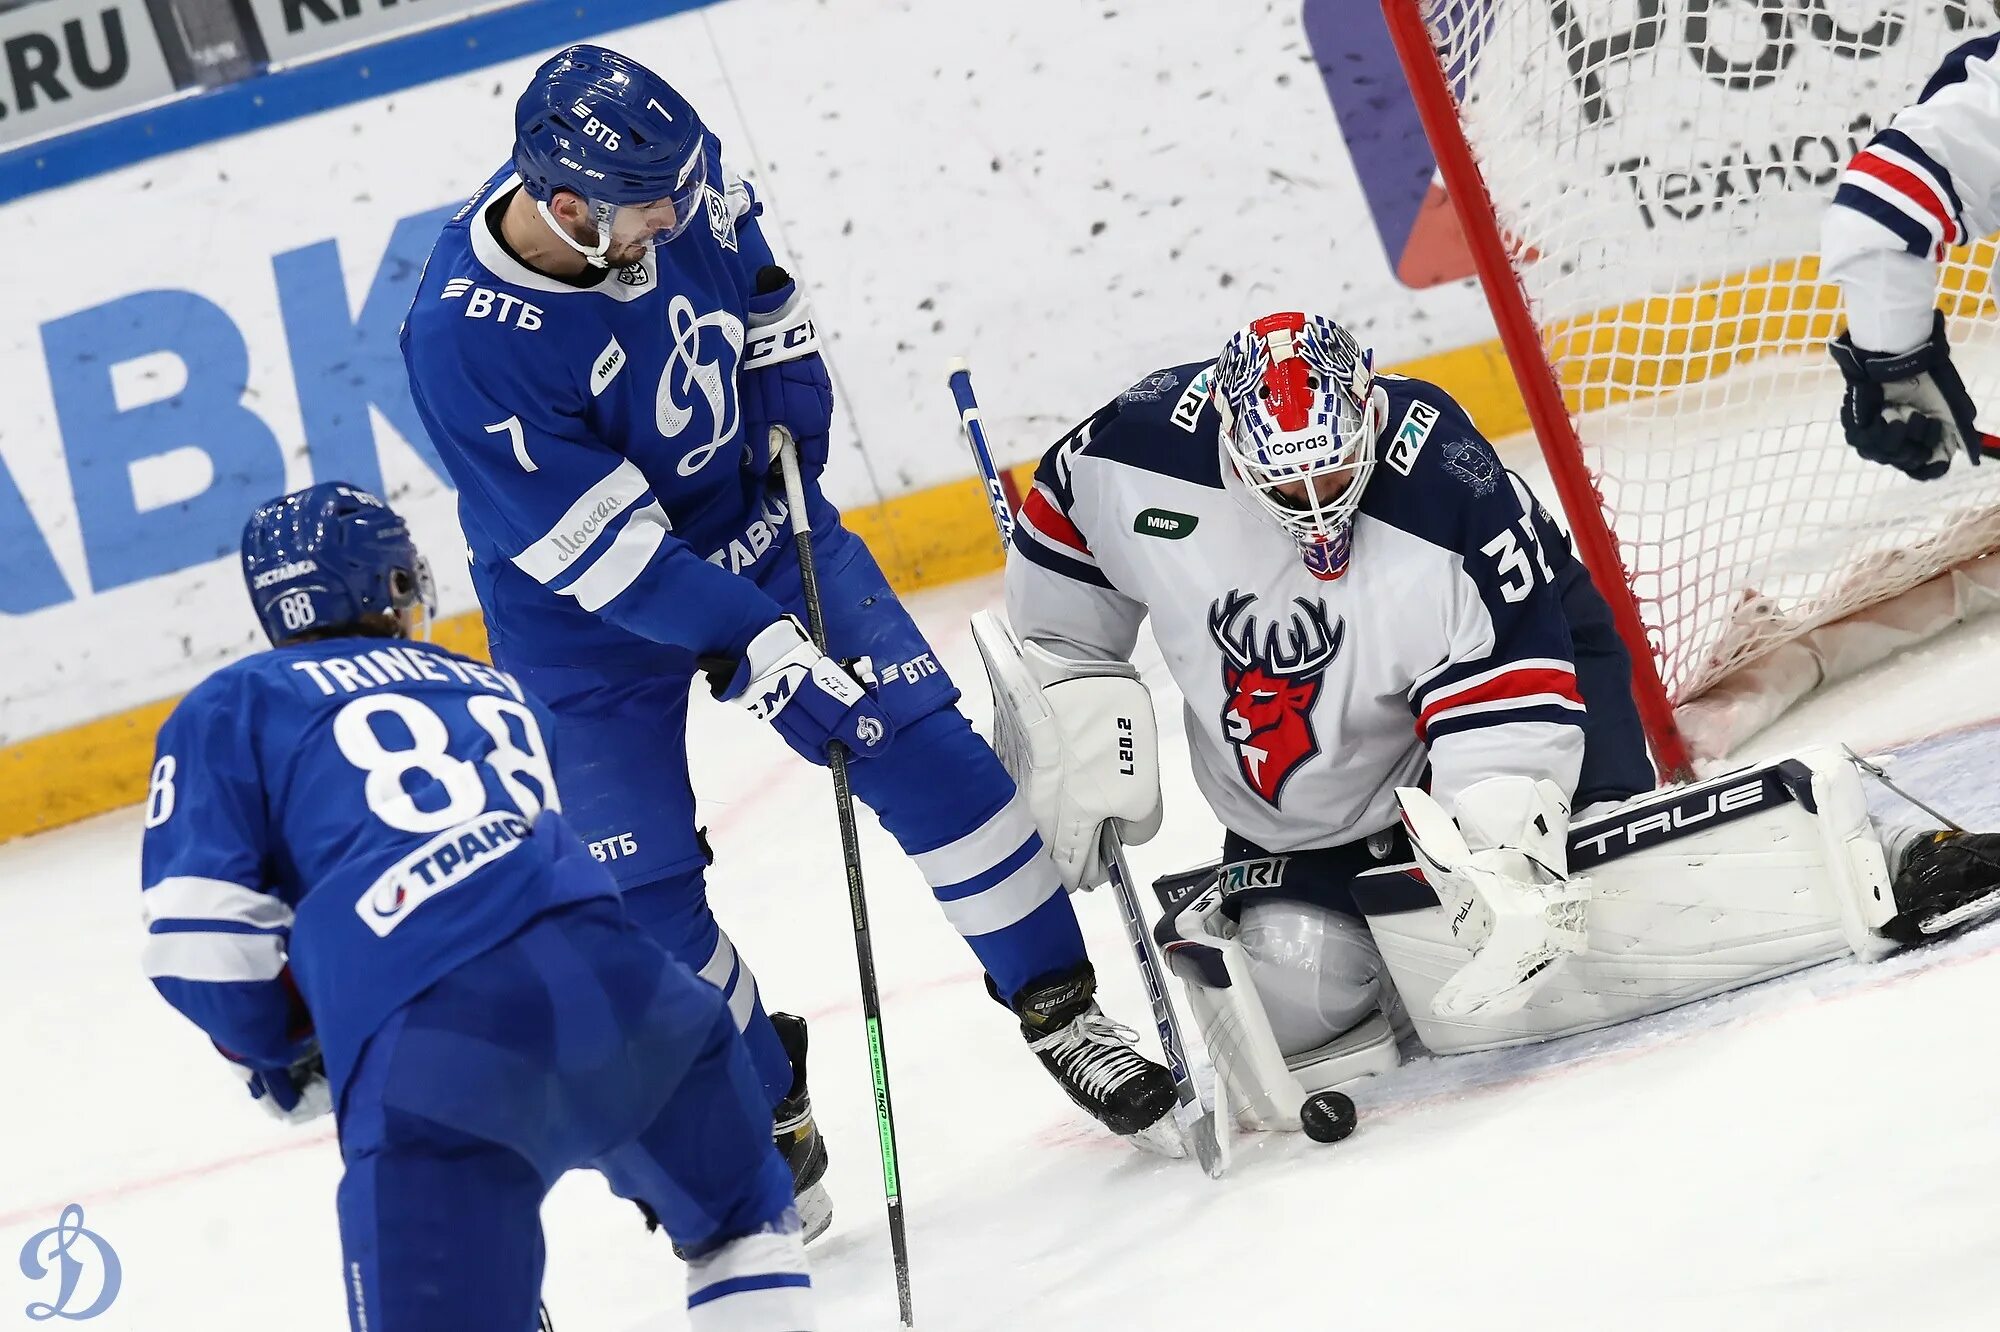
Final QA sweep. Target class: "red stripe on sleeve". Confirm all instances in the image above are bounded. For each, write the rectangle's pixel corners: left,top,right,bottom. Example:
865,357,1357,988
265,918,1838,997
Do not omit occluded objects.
1020,486,1092,556
1848,152,1958,246
1415,666,1582,741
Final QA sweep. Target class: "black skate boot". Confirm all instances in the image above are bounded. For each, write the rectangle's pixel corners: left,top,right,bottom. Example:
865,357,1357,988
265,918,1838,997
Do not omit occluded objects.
1884,830,2000,943
770,1012,833,1244
1008,963,1183,1156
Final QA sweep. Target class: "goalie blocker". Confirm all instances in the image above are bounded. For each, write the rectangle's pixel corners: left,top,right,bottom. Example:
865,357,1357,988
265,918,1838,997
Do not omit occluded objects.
1153,747,2000,1132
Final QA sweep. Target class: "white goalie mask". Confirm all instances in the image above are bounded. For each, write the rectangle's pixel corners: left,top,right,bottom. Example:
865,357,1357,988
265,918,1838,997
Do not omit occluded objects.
1212,312,1389,580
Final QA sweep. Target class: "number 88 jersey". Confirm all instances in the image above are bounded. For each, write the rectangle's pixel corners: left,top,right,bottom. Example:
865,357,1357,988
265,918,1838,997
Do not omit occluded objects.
139,636,618,1094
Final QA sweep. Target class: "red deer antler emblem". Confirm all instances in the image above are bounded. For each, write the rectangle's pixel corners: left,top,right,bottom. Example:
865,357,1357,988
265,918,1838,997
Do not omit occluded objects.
1207,591,1345,806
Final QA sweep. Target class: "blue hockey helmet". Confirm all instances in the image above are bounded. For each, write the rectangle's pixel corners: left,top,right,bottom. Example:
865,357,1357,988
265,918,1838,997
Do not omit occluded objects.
242,483,436,647
513,45,711,265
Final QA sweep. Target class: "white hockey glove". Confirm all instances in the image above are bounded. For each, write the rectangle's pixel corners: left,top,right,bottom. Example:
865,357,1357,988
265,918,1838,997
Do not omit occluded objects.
1398,776,1589,1020
971,611,1161,891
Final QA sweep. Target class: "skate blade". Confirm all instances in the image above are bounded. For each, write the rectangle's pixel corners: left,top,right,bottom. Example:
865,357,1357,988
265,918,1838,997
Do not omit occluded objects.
797,1180,834,1245
1123,1113,1189,1160
1920,887,2000,937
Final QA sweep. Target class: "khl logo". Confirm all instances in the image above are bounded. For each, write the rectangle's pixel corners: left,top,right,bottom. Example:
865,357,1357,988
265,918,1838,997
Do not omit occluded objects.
18,1204,120,1320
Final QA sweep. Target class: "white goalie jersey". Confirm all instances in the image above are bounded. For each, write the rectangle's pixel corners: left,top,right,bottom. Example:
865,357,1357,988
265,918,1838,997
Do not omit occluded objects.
1002,362,1651,854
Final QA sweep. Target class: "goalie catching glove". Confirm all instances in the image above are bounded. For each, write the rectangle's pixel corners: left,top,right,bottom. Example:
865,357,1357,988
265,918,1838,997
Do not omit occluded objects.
971,612,1161,891
1398,775,1589,1019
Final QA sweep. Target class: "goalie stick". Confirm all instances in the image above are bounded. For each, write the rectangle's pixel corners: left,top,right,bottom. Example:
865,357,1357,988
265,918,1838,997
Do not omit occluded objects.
945,359,1227,1177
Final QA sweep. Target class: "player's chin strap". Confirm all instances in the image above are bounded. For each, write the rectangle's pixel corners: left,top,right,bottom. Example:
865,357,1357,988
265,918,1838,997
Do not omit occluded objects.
537,197,615,268
1398,777,1591,1019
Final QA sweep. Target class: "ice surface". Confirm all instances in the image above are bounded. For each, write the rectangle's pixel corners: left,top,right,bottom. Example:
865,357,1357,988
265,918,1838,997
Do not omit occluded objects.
7,569,2000,1330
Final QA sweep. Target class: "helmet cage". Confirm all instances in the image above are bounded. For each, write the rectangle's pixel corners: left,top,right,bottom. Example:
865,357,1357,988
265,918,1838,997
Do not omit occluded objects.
1213,313,1386,573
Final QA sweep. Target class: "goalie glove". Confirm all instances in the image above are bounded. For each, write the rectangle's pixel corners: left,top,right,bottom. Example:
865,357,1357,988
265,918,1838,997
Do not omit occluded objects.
1397,776,1588,1020
971,611,1161,891
1828,311,1986,481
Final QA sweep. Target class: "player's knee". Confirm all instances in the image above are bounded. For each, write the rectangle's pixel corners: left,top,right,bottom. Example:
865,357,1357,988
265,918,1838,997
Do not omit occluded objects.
1237,901,1387,1058
848,708,1011,827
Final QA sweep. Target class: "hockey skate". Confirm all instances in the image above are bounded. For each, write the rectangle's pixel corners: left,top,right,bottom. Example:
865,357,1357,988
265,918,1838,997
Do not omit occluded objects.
770,1013,833,1244
1884,831,2000,943
1010,964,1183,1155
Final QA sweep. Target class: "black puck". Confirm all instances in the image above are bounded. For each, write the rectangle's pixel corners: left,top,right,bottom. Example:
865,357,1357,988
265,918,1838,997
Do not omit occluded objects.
1300,1090,1357,1144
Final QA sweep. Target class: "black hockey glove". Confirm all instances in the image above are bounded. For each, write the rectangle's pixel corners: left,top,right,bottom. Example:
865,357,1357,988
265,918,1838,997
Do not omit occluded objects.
1828,310,1986,481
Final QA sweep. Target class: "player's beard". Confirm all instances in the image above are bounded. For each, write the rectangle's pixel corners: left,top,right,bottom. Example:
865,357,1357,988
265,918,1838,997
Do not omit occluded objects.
603,240,651,270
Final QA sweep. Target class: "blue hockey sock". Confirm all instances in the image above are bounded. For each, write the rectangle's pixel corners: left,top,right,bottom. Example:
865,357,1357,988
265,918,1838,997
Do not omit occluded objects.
850,710,1087,1002
620,873,796,1108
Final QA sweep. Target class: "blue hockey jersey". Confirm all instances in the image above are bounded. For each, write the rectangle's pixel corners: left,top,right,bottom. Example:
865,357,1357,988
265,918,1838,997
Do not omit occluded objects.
139,637,616,1093
400,141,835,675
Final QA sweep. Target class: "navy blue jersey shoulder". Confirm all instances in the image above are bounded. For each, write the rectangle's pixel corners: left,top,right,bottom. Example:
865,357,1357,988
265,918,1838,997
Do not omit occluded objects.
1358,375,1522,555
1057,360,1226,492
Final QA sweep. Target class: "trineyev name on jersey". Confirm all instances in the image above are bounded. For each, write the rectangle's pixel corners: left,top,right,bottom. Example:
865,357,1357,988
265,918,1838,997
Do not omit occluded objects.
139,637,615,1094
1004,364,1594,855
400,141,836,675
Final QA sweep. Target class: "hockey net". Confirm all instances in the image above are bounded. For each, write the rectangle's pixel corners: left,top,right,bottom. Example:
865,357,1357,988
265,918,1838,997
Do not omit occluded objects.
1385,1,2000,772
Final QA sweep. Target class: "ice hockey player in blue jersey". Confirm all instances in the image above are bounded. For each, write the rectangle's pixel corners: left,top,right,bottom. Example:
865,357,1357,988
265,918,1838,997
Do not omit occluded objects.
398,40,1182,1190
140,483,813,1332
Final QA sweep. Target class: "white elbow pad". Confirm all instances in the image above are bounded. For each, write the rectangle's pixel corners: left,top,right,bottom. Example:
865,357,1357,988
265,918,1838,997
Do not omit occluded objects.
971,611,1161,890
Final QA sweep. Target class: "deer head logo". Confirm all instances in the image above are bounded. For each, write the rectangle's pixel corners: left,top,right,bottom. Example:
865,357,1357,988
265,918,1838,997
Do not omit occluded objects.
1207,591,1345,806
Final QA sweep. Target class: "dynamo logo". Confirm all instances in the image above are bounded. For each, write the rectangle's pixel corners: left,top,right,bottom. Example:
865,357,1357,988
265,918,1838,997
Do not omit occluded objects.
19,1204,120,1321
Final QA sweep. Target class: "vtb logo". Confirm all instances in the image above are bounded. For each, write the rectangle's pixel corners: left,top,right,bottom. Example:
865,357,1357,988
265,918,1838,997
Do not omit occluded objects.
1207,590,1345,807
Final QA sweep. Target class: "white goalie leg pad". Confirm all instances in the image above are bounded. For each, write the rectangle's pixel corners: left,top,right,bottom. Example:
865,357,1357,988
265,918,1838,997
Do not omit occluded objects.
972,611,1162,890
1153,874,1398,1131
1361,746,1899,1055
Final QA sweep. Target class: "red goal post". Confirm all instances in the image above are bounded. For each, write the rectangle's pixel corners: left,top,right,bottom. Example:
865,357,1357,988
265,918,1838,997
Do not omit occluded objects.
1381,1,2000,779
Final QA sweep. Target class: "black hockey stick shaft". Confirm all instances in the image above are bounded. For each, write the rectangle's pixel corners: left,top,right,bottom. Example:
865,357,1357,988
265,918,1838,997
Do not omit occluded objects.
945,360,1224,1176
773,427,915,1328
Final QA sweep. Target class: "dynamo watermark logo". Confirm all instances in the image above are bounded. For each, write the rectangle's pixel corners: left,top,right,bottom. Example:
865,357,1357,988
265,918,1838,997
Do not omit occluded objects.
18,1204,120,1321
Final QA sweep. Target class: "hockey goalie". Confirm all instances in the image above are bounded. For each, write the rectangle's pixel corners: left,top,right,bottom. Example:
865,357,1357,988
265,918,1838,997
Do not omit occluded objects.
977,311,2000,1133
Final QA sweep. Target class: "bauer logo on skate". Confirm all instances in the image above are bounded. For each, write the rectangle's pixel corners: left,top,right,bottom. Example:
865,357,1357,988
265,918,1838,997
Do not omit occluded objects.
1207,590,1345,807
17,1203,120,1321
358,811,534,936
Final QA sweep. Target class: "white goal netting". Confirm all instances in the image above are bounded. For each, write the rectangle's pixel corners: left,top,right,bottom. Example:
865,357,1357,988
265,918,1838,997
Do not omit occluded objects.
1411,1,2000,715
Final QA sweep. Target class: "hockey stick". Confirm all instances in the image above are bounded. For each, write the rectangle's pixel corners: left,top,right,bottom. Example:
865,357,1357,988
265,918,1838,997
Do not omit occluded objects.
944,359,1226,1178
773,427,916,1327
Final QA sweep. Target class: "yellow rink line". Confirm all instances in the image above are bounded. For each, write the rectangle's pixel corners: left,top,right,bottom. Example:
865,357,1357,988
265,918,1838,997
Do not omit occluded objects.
0,339,1531,844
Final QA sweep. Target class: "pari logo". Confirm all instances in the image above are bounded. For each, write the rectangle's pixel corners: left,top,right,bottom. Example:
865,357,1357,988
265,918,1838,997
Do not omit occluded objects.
19,1203,121,1320
1207,590,1345,807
